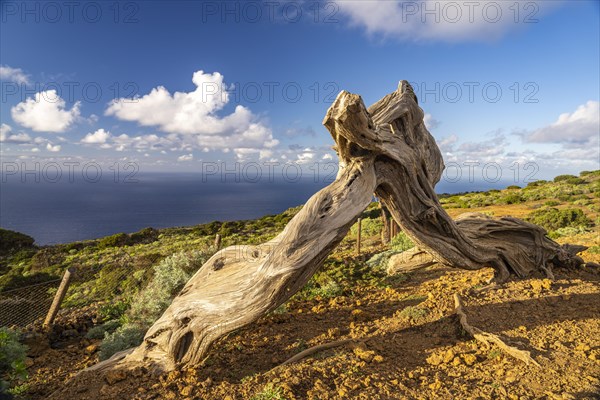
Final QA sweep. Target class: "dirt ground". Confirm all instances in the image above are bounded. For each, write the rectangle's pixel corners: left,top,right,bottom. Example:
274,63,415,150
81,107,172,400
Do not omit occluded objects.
23,260,600,400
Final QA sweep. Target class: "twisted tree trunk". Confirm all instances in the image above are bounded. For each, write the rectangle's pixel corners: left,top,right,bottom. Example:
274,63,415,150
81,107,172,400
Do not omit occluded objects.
95,81,584,374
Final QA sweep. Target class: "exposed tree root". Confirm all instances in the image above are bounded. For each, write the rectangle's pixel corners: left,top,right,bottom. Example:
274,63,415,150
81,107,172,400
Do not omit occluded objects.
454,293,540,367
279,338,359,367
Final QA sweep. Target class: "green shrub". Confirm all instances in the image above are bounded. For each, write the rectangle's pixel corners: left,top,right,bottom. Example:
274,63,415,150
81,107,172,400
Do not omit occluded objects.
29,247,67,272
527,180,547,187
97,233,131,249
552,174,586,185
98,250,212,359
98,300,129,322
580,170,600,177
0,269,58,293
298,279,342,300
366,250,402,272
0,229,34,255
544,200,560,207
99,323,145,360
548,226,591,239
506,185,521,190
129,227,159,245
390,232,415,252
526,207,593,232
251,383,286,400
350,217,383,237
397,305,429,321
126,252,194,327
193,221,223,236
0,328,28,394
497,193,524,205
86,319,121,340
588,246,600,254
554,174,578,183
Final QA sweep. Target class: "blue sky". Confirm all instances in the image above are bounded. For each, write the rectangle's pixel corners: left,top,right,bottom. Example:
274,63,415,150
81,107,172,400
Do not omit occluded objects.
1,0,599,183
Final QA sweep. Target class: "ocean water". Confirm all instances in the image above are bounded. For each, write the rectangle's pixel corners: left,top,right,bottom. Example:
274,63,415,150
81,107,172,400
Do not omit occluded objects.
0,173,513,245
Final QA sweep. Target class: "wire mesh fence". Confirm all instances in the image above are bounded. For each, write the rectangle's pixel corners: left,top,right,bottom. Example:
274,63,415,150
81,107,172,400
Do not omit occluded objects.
0,279,61,328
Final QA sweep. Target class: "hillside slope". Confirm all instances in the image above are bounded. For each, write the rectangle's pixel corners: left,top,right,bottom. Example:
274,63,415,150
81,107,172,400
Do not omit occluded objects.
1,171,599,399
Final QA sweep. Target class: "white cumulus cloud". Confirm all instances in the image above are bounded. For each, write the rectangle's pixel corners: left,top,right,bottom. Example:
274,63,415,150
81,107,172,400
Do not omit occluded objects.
11,90,81,132
105,70,278,155
337,1,563,42
524,101,599,145
177,153,194,162
0,124,33,143
81,128,111,144
0,65,29,84
46,143,61,152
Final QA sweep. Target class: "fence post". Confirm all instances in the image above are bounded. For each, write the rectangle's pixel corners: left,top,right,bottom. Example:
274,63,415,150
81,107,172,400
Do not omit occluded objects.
43,267,75,329
356,218,362,256
214,233,222,250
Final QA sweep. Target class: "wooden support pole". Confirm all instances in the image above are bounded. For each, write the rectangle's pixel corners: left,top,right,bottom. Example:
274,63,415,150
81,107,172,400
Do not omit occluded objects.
214,234,221,250
379,202,390,245
43,267,75,329
356,218,362,256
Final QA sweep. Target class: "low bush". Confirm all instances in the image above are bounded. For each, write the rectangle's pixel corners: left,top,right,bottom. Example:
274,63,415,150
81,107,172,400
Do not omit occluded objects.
580,170,600,177
0,229,34,255
588,246,600,254
365,250,402,272
0,328,28,394
548,226,591,239
390,232,415,252
397,305,429,322
497,193,524,205
526,207,593,232
129,227,159,245
526,180,548,187
251,383,286,400
97,233,131,249
554,174,578,183
86,319,121,340
350,217,383,237
98,300,129,322
98,250,212,360
99,323,146,360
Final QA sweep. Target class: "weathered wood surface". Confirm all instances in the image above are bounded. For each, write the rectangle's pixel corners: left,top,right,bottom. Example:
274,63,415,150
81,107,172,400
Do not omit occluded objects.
97,81,585,373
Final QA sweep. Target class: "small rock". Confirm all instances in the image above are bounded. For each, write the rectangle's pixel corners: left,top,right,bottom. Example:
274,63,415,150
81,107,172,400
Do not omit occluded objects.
353,345,375,363
575,343,590,352
351,309,363,317
426,353,443,366
443,349,455,364
164,391,177,400
105,369,127,385
85,344,98,354
428,379,442,390
180,386,194,396
462,353,477,366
